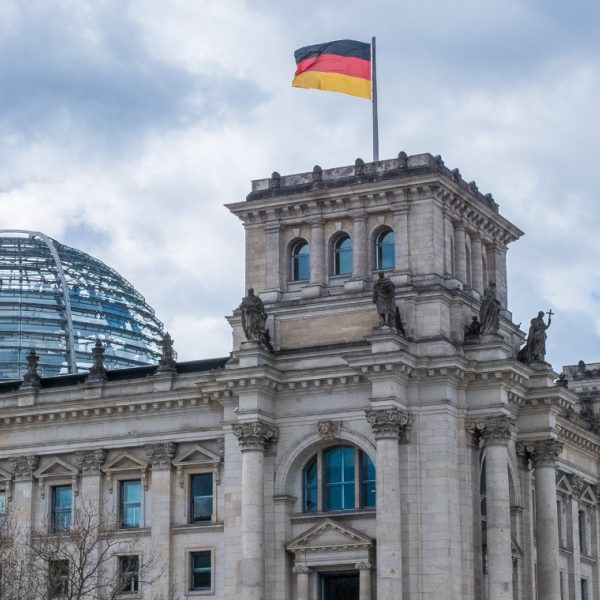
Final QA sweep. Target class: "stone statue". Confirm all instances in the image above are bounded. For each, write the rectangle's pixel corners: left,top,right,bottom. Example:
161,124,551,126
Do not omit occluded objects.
479,282,501,335
373,271,396,328
518,310,552,364
465,316,482,340
240,288,272,350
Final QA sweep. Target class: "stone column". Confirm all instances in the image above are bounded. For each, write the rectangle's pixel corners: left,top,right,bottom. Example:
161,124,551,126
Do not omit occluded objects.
352,213,368,280
492,243,508,308
530,440,562,600
233,421,279,600
293,565,311,600
145,442,176,598
356,561,373,600
9,455,38,532
309,219,325,287
480,417,513,600
471,235,484,294
454,224,467,284
264,222,282,297
393,205,410,273
366,408,409,600
567,475,585,599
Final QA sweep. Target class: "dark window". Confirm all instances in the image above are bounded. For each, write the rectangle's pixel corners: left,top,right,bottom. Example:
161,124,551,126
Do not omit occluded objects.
480,459,487,519
333,235,352,275
302,446,376,513
52,485,72,532
120,480,141,528
292,241,310,281
581,578,588,600
190,473,213,523
579,510,587,553
303,456,318,513
0,490,6,520
375,230,395,270
319,571,359,600
119,555,139,594
190,551,212,591
49,559,69,598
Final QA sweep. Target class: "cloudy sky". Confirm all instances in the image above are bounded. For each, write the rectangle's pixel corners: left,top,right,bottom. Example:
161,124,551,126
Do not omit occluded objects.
0,0,598,370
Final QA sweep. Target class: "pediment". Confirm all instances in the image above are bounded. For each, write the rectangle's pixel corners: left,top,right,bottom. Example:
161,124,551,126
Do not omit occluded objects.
581,486,597,505
102,452,148,473
287,519,373,553
35,458,78,479
173,445,221,468
556,473,572,496
0,467,13,481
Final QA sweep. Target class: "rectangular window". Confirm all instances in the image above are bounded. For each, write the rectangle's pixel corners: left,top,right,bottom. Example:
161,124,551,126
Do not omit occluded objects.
120,480,141,528
49,559,69,597
190,551,212,591
581,578,588,600
579,510,587,553
52,485,72,532
324,446,355,511
190,473,213,523
0,490,6,521
119,555,139,594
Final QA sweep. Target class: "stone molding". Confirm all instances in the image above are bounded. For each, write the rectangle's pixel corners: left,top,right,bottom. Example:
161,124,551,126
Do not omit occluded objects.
524,439,563,468
232,421,279,452
75,449,106,475
355,561,372,570
9,455,39,480
145,442,177,468
365,408,410,439
317,420,342,440
567,474,587,499
466,415,513,446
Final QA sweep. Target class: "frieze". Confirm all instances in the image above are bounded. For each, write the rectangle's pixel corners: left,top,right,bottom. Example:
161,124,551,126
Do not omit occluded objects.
232,421,279,452
145,442,177,468
365,408,410,440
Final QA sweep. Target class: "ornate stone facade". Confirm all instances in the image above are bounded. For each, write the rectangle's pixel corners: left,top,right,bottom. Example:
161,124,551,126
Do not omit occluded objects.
232,421,279,451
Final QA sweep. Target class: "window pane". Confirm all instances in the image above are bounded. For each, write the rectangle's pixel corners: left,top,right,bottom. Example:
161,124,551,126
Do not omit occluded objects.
121,481,141,528
120,555,139,593
0,492,5,513
377,230,395,270
303,456,318,513
326,485,343,511
360,452,376,508
52,485,72,531
190,551,212,591
334,236,352,275
190,473,213,522
49,559,69,597
293,242,310,281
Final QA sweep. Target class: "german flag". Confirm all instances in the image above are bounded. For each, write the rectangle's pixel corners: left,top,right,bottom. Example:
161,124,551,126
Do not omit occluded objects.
292,39,372,100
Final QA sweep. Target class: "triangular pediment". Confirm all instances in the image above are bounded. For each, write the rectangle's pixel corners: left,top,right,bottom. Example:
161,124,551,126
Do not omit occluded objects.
556,473,572,496
173,445,221,468
102,452,148,473
581,486,597,505
35,458,78,479
0,467,12,481
287,519,373,553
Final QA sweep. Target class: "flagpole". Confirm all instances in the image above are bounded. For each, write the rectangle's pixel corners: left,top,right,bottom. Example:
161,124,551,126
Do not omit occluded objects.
371,36,379,163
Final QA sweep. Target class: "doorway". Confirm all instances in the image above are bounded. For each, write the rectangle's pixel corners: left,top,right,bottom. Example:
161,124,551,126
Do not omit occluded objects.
319,571,359,600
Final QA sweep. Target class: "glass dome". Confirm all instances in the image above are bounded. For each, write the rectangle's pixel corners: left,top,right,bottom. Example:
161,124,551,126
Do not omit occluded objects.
0,230,164,380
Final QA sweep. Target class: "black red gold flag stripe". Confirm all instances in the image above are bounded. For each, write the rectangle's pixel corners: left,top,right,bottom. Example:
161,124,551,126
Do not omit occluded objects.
292,39,372,99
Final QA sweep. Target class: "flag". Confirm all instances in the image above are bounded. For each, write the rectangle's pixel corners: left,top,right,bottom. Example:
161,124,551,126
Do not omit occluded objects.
292,39,372,99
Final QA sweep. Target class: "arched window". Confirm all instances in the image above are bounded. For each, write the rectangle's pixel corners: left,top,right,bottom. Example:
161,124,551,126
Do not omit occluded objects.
375,229,395,270
333,234,352,276
291,240,310,281
302,445,375,513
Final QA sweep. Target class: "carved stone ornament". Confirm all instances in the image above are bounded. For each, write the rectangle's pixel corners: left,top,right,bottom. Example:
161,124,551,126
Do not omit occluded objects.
9,455,39,480
75,449,106,474
157,332,177,373
232,421,279,452
87,340,107,383
22,349,41,390
526,439,563,467
355,561,372,570
365,408,410,439
292,565,312,575
466,415,513,446
145,442,177,468
568,474,587,498
317,420,342,440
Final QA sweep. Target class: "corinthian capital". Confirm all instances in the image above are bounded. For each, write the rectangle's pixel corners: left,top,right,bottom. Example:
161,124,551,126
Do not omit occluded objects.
233,421,279,452
467,415,513,446
9,455,39,480
526,439,563,468
145,442,177,468
75,449,106,475
365,408,410,439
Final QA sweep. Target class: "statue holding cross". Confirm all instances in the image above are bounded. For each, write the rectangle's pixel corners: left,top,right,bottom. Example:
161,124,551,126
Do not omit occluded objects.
517,309,553,364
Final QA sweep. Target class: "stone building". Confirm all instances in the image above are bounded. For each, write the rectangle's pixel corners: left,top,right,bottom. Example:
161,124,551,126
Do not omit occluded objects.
0,153,598,600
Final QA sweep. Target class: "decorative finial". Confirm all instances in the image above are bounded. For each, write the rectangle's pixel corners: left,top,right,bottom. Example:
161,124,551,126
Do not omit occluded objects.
312,165,322,183
87,340,107,383
354,158,365,176
270,171,281,190
397,151,408,168
22,349,41,390
158,332,177,373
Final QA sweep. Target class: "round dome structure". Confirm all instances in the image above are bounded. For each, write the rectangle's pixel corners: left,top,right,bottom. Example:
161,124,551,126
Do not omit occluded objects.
0,230,164,380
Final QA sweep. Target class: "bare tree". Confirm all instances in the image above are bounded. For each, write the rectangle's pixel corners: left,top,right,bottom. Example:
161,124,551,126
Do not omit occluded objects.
0,499,164,600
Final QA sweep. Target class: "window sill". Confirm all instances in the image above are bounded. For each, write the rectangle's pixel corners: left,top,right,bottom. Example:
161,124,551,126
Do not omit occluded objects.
185,589,214,597
290,509,375,523
171,522,224,534
110,527,151,538
581,552,596,565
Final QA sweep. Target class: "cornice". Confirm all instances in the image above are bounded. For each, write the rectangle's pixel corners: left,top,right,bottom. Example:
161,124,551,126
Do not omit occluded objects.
556,420,600,456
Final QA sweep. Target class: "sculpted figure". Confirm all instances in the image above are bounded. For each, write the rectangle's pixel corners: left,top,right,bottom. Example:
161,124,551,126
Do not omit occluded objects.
239,288,267,342
518,310,552,363
373,271,396,328
479,282,501,335
465,316,482,339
